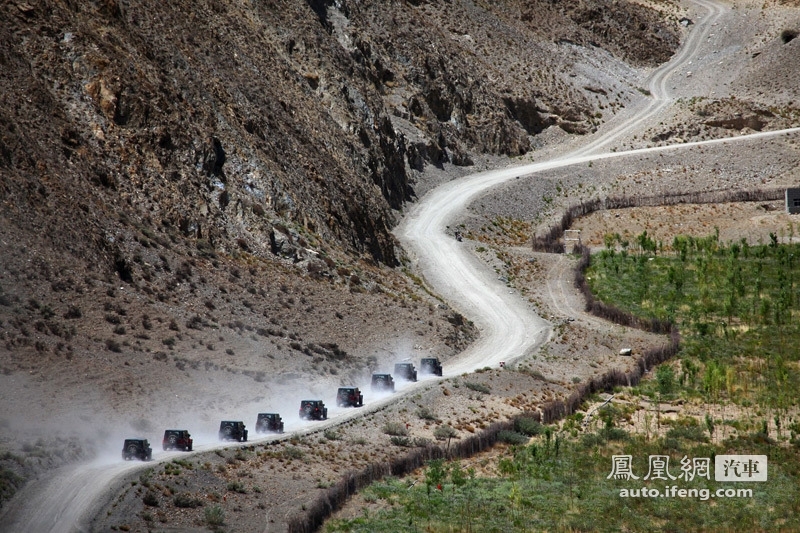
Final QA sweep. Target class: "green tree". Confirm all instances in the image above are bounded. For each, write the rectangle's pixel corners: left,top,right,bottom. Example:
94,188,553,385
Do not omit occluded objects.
425,459,448,496
656,365,676,395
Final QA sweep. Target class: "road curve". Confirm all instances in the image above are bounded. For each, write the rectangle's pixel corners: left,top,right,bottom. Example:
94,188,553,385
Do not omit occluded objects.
4,1,799,531
574,0,727,156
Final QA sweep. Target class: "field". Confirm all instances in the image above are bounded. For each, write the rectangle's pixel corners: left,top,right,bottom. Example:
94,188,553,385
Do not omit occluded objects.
325,231,800,532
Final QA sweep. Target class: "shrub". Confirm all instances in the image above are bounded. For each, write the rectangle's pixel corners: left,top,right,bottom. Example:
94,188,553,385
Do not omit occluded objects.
434,425,458,441
205,505,225,526
283,446,304,459
227,481,247,494
173,492,203,508
656,365,676,395
666,425,709,443
514,417,543,436
599,427,629,441
390,436,411,447
416,407,438,421
186,315,204,330
497,430,529,445
464,382,491,394
383,422,409,436
105,339,122,353
142,491,159,507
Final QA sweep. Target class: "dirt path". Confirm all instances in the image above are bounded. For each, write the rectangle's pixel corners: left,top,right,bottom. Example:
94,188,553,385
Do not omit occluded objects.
3,1,798,531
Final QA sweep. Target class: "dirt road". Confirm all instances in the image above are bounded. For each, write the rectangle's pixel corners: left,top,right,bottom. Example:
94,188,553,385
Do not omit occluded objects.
3,1,799,531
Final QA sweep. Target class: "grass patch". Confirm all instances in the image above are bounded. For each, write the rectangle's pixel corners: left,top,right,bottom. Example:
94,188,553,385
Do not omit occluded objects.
326,428,800,532
324,234,800,532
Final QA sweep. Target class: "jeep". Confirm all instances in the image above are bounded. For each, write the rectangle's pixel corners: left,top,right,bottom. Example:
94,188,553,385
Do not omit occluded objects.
394,362,418,382
162,429,193,451
336,387,363,407
299,400,328,420
420,357,443,376
218,420,248,442
255,413,284,434
122,438,152,461
371,373,395,392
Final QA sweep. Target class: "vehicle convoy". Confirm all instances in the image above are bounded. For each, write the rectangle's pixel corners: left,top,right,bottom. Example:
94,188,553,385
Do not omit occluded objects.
255,413,284,434
299,400,328,420
162,429,193,451
122,438,152,461
420,357,443,376
218,421,248,442
371,373,395,392
394,362,417,382
336,387,364,407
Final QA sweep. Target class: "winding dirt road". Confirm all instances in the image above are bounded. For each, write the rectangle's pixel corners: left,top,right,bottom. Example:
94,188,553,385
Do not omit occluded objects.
3,1,799,531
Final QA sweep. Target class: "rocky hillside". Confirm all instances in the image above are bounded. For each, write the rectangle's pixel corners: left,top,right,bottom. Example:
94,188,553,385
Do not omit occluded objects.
1,0,680,270
0,0,682,485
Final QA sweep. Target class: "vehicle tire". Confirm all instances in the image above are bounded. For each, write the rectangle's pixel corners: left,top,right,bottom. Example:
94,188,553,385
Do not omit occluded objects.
127,445,137,460
222,426,232,440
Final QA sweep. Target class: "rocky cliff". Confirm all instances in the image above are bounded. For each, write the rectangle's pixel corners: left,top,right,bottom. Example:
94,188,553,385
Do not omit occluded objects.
1,0,679,270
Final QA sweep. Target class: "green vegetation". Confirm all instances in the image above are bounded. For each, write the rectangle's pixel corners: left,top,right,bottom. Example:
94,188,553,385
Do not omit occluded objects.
326,425,800,532
325,232,800,531
205,505,225,527
588,232,800,411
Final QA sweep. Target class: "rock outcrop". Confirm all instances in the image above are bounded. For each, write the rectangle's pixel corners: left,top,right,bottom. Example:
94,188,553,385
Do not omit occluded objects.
0,0,680,271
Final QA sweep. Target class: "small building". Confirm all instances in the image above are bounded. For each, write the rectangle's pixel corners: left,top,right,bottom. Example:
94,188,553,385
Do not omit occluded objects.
787,188,800,214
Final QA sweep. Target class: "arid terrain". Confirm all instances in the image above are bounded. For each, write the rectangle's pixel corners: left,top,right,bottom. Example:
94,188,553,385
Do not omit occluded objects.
1,0,799,531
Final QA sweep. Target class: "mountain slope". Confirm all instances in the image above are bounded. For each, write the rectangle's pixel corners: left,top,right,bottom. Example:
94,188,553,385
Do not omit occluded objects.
0,0,683,512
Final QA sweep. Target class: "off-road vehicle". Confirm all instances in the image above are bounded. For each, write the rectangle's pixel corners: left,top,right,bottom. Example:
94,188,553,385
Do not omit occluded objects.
420,357,443,376
255,413,284,434
162,429,193,451
394,362,418,382
218,420,248,442
122,438,152,461
371,373,395,392
299,400,328,420
336,387,364,407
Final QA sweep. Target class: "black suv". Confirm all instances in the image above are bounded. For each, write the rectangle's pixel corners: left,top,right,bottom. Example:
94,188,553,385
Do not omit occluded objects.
394,362,418,382
162,429,193,451
255,413,284,434
336,387,364,407
371,373,395,392
218,421,248,442
299,400,328,420
420,357,443,376
122,438,152,461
